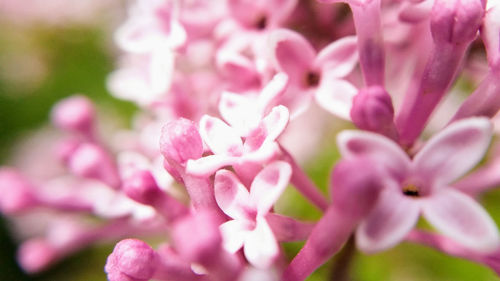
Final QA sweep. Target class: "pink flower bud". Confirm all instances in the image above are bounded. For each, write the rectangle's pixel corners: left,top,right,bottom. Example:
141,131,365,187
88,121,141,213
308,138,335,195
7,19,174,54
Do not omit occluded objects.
17,239,58,273
0,168,38,214
430,0,484,44
350,86,397,139
105,239,159,281
68,143,120,188
123,170,188,222
54,138,81,165
171,210,222,264
122,170,161,205
160,118,203,165
330,158,384,220
51,95,95,135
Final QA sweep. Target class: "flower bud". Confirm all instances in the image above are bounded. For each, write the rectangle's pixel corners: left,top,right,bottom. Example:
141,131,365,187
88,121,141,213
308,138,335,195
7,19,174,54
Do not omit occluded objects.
51,95,95,135
171,210,222,265
350,86,397,139
68,143,120,188
17,239,58,273
105,239,159,281
0,169,38,214
54,138,81,165
122,170,161,205
160,118,203,165
430,0,484,44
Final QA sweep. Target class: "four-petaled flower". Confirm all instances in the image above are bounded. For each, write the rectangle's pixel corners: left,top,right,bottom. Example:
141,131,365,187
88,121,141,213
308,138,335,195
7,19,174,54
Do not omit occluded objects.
214,161,292,268
338,117,500,253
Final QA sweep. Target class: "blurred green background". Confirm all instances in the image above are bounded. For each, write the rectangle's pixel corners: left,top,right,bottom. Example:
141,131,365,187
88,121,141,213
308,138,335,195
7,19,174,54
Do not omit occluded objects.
1,7,500,281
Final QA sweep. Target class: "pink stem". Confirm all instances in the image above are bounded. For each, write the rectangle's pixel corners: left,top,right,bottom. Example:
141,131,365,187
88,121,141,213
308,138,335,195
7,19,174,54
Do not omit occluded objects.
266,213,315,242
280,146,329,211
449,69,500,122
396,43,468,147
350,0,385,87
281,206,356,281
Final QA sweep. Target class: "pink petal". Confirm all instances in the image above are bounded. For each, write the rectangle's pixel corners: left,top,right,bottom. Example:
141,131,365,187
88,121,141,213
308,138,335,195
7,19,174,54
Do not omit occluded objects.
260,105,290,142
149,49,175,94
483,5,500,69
314,36,358,78
227,0,263,28
269,29,316,84
220,220,250,253
413,118,492,186
357,187,421,253
422,189,499,252
250,161,292,215
277,85,313,119
244,217,279,268
216,51,260,88
399,0,433,23
337,130,411,181
242,142,279,164
199,115,243,156
214,169,252,220
186,155,238,177
219,92,261,136
107,68,153,105
244,106,289,152
314,78,357,120
258,72,289,112
268,0,298,27
115,18,160,53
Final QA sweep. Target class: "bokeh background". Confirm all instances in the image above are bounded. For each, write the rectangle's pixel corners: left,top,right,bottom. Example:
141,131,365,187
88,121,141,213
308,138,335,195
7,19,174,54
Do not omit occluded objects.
1,1,500,280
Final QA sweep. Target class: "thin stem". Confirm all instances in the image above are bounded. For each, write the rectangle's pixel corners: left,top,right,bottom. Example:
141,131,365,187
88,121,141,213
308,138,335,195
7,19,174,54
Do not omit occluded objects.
280,145,329,211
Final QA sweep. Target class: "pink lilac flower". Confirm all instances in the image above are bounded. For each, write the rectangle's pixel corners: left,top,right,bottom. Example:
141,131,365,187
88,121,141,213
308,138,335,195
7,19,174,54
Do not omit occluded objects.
268,28,358,118
338,117,499,253
214,161,292,268
4,0,500,280
186,105,289,180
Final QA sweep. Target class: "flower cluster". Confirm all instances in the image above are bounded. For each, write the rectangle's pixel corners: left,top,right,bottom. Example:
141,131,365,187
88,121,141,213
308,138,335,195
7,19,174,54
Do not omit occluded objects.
2,0,500,280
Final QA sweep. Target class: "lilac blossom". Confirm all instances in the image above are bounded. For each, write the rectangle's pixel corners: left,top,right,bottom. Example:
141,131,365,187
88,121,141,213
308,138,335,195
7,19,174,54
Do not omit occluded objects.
214,161,291,268
338,117,499,253
3,0,500,280
268,28,358,118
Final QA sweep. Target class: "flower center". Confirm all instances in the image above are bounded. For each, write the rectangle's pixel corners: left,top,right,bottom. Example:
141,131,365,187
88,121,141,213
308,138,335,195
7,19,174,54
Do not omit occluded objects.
402,183,420,197
305,71,321,87
255,15,267,30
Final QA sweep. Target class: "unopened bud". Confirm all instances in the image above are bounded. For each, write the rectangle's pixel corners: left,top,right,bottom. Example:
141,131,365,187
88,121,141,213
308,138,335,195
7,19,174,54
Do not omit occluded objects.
430,0,484,44
350,86,397,139
105,239,159,281
160,118,203,165
172,210,222,264
17,239,58,273
68,143,120,188
0,169,37,214
122,170,162,205
51,95,94,135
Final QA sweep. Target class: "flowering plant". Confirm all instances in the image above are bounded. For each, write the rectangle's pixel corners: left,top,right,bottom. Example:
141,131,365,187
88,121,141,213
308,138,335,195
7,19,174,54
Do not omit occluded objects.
2,0,500,280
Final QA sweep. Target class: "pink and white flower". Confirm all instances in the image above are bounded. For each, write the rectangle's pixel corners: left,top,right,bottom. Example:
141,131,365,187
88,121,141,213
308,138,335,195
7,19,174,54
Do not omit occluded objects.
214,161,292,268
338,117,500,253
268,29,358,118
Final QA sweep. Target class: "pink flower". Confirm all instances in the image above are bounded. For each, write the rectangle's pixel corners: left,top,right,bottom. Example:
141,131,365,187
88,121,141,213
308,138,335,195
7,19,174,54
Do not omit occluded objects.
268,29,358,118
227,0,298,32
338,117,499,253
214,161,292,268
186,105,289,177
218,73,288,137
107,52,175,107
115,0,186,53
